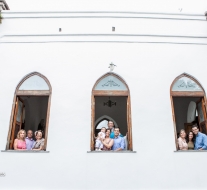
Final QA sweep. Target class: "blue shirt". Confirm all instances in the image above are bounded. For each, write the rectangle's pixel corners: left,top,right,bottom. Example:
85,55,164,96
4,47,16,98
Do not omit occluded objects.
110,132,124,139
109,128,114,139
194,132,207,150
112,136,125,151
25,137,35,150
110,132,115,139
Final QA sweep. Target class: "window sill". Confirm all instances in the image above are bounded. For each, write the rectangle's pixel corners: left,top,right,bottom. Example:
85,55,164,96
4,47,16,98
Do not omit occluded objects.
1,150,50,153
174,150,207,152
87,150,136,153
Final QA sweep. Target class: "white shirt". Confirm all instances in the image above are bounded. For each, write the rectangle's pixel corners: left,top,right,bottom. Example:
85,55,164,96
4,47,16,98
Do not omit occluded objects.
97,132,105,140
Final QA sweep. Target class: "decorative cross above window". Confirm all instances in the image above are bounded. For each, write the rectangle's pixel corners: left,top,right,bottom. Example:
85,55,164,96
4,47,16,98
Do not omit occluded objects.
108,63,116,72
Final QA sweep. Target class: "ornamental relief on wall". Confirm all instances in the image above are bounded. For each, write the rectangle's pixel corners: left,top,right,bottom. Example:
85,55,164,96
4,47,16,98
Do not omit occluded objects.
95,75,127,91
102,80,120,87
172,77,202,91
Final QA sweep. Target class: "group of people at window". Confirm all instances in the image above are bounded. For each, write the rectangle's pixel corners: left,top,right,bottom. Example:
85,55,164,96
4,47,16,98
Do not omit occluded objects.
177,124,207,150
14,129,45,150
95,121,127,151
13,120,207,151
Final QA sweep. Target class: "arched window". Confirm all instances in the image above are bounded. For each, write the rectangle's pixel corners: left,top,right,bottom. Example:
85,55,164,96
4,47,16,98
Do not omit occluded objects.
170,73,207,150
6,72,52,150
91,72,132,151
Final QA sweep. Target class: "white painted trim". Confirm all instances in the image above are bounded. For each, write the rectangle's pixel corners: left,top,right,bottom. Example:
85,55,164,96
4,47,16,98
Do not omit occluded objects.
2,33,207,38
1,16,205,21
1,11,204,16
1,11,205,21
87,151,136,153
1,33,207,45
1,150,50,153
1,41,207,45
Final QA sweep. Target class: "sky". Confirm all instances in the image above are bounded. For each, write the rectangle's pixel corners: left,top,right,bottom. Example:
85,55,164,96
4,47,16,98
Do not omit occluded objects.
4,0,207,14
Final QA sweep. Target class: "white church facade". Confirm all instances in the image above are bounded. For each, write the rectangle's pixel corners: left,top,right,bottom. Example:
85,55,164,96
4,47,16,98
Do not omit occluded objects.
1,0,207,189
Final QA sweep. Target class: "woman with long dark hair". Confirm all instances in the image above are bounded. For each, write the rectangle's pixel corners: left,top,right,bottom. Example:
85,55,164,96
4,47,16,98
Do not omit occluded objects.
186,131,195,150
101,129,114,151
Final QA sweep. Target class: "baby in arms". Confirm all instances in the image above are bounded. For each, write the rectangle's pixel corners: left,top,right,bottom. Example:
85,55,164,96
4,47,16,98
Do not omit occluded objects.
95,127,106,151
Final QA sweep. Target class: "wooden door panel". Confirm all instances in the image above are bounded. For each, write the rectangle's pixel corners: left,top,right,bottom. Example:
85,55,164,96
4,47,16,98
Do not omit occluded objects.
127,96,132,150
184,123,193,135
9,97,24,149
91,96,95,151
197,98,207,135
200,121,207,134
9,97,18,149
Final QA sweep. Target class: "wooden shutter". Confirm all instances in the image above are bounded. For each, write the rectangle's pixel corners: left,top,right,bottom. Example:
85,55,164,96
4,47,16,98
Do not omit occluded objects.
127,96,132,150
197,98,207,134
91,96,95,150
9,97,24,149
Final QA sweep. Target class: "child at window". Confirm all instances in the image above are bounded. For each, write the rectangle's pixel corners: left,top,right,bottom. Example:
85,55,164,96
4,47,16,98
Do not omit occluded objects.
95,127,106,151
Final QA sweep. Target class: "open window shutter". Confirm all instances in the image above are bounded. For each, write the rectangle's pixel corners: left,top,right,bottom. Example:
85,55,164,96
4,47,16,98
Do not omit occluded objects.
200,98,207,134
9,97,24,149
197,98,207,134
91,96,95,150
127,96,132,150
10,97,18,149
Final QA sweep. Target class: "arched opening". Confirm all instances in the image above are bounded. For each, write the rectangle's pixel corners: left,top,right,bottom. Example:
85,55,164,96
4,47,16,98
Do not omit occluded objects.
95,115,118,136
91,72,132,151
96,120,109,129
6,72,52,150
170,73,207,150
95,115,118,128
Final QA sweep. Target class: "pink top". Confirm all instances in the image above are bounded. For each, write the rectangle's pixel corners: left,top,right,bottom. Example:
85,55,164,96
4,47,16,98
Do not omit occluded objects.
17,140,26,149
177,137,188,150
102,138,112,151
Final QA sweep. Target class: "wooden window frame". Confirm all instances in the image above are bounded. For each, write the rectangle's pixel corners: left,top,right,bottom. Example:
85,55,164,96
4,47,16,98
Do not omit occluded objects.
6,72,52,150
91,72,133,151
170,73,206,150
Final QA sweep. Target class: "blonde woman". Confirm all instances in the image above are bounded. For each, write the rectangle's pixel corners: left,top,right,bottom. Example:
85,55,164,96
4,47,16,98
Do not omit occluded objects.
32,130,45,151
14,129,27,150
177,129,188,150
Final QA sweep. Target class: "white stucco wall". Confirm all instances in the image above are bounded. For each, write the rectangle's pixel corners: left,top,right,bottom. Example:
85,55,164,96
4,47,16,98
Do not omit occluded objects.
0,1,207,189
